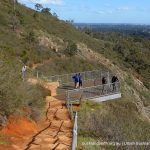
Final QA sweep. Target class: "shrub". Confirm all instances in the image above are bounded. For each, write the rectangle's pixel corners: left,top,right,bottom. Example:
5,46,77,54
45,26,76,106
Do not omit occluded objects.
78,100,150,146
64,41,78,56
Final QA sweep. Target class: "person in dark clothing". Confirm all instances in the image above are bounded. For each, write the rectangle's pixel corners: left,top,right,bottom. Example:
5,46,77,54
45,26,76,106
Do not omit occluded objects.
102,77,107,85
112,75,119,91
102,77,107,94
78,73,82,88
72,74,79,88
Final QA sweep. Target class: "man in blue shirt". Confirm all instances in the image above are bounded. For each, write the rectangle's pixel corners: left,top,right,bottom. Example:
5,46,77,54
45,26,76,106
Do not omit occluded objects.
72,74,79,88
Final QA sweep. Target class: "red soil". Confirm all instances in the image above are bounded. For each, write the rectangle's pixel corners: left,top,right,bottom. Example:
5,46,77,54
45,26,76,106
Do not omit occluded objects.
1,116,38,137
0,80,73,150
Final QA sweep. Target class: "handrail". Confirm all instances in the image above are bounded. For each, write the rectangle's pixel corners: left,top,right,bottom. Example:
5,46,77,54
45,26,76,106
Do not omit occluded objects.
39,69,114,85
67,82,121,103
72,112,78,150
67,82,120,92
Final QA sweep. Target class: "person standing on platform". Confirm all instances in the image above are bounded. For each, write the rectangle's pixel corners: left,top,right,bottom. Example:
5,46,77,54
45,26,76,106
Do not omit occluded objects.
78,73,82,88
72,74,79,88
102,77,107,94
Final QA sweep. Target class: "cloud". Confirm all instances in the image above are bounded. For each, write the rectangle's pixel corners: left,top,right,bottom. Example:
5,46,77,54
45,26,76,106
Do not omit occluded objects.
117,6,130,11
19,0,64,5
96,10,105,14
95,10,113,15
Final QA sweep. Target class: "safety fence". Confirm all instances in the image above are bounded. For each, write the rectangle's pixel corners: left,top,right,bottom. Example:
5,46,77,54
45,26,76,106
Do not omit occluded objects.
72,112,78,150
66,82,121,104
37,70,114,86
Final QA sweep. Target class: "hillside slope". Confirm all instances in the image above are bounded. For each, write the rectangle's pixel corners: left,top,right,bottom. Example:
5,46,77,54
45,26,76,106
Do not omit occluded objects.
0,0,150,148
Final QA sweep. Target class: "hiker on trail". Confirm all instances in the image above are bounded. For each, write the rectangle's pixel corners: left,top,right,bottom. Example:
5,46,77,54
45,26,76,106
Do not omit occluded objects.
22,65,27,81
102,77,107,85
72,74,79,88
112,75,119,91
78,73,82,88
102,77,107,94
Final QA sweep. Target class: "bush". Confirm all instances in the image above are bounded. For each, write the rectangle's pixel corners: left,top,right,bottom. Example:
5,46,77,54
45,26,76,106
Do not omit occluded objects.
64,41,78,56
78,100,150,146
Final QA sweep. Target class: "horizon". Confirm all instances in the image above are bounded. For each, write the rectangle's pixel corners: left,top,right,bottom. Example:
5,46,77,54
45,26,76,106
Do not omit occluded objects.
18,0,150,24
74,23,150,25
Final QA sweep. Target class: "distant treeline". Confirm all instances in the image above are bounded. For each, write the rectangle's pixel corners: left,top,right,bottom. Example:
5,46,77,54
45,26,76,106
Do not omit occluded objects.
75,23,150,39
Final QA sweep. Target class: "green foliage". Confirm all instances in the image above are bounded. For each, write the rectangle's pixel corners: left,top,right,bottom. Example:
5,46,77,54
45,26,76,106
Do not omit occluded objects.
65,41,78,56
35,57,106,76
25,31,36,43
41,8,51,15
52,12,58,18
0,135,10,146
78,100,150,149
35,3,43,11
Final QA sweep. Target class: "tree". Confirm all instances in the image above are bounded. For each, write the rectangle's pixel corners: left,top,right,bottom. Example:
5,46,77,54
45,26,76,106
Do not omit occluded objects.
53,12,58,18
82,27,92,35
41,8,51,15
66,19,74,25
35,3,43,11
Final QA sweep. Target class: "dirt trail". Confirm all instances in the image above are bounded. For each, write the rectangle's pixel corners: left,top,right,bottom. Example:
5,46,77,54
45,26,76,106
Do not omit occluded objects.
0,81,73,150
23,96,72,150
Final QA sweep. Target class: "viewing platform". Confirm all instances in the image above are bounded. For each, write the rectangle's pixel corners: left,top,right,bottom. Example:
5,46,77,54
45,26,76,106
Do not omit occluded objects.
38,69,121,103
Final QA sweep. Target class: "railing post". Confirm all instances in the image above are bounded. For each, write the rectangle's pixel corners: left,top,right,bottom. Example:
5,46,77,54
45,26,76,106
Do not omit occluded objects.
72,112,78,150
100,71,102,84
71,103,73,119
107,71,110,84
66,91,69,106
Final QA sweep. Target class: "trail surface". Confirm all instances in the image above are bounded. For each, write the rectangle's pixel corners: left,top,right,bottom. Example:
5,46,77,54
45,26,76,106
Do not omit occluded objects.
0,81,73,150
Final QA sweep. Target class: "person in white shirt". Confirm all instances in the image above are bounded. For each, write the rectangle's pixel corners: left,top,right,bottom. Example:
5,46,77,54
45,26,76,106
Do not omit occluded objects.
22,65,27,81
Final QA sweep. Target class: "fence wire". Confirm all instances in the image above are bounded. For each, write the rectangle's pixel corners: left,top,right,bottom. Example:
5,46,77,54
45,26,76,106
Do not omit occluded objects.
38,70,114,86
67,82,121,103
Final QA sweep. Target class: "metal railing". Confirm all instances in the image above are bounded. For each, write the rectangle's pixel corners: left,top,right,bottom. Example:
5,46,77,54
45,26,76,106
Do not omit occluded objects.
38,70,114,86
67,82,121,103
72,112,78,150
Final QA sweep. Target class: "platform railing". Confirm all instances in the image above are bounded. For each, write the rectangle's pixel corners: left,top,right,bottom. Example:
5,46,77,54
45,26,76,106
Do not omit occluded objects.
72,112,78,150
38,70,114,86
67,82,121,103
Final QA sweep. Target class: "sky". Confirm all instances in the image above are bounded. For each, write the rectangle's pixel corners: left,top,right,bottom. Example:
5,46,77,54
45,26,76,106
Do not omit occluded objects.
18,0,150,24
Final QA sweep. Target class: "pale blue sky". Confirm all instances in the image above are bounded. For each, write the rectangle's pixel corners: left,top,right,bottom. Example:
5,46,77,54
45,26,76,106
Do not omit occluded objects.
18,0,150,24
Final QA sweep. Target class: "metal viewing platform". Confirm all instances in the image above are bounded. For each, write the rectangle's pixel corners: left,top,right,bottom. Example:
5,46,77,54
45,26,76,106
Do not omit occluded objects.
38,70,121,102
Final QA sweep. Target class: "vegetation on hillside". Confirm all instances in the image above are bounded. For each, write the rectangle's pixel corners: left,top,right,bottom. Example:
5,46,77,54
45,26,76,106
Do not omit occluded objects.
0,0,105,125
0,1,150,149
77,100,150,150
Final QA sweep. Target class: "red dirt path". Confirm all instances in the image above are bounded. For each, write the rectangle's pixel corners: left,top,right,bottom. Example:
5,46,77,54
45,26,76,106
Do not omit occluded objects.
0,81,73,150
